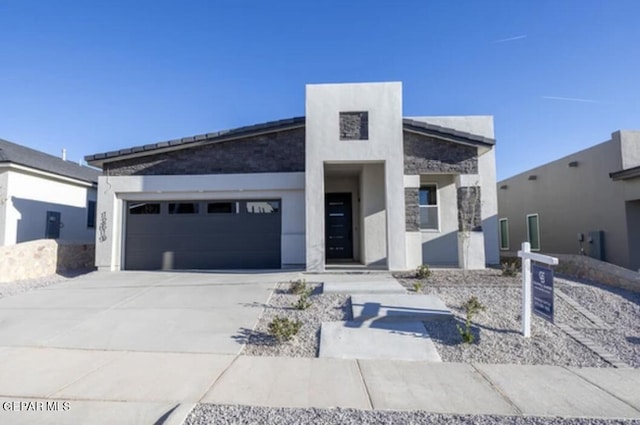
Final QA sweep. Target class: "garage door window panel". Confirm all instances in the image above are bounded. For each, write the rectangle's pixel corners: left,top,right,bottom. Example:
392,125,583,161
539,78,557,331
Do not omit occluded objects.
129,203,161,215
208,202,238,214
169,203,200,214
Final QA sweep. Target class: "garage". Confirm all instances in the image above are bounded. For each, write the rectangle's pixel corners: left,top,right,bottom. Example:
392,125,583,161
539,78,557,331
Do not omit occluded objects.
124,199,281,270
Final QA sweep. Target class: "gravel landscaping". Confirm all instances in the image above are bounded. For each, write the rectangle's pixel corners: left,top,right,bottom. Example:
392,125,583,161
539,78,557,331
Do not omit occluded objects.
185,404,640,425
241,282,351,357
240,269,640,368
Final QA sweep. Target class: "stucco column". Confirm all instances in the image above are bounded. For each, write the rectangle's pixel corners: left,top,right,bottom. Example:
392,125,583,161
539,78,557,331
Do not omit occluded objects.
386,161,407,270
455,174,486,269
95,176,121,271
403,175,422,269
305,164,325,272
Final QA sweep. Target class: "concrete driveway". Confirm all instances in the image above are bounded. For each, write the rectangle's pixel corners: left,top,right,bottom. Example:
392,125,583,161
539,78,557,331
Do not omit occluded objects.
0,270,301,424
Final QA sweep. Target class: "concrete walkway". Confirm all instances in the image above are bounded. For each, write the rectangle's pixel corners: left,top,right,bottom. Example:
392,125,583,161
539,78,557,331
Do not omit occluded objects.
2,348,639,423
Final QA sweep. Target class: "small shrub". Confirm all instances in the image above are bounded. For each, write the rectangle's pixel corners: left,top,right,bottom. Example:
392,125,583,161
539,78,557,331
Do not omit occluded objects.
268,316,302,343
289,279,309,295
294,291,312,310
456,296,486,344
501,261,518,277
412,281,424,293
416,264,432,279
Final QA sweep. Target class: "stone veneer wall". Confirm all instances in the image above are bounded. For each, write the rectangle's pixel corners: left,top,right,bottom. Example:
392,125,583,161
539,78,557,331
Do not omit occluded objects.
0,239,95,283
104,127,305,176
501,253,640,293
404,188,420,231
403,132,478,174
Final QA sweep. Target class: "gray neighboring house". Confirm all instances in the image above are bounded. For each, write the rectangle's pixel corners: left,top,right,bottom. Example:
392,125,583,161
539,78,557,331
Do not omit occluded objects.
497,130,640,271
0,138,99,246
86,82,500,272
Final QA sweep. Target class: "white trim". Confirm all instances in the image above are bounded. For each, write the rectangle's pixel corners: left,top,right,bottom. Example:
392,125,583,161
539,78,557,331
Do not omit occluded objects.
419,182,440,232
526,213,541,251
499,217,509,250
0,163,96,188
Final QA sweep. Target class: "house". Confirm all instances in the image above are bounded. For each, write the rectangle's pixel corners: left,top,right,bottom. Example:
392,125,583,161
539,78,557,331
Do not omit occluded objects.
0,138,99,246
497,130,640,271
85,82,499,272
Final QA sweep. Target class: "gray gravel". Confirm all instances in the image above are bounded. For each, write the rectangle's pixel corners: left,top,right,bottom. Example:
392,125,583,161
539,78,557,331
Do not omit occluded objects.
241,282,351,357
244,270,618,366
560,283,640,368
185,404,640,425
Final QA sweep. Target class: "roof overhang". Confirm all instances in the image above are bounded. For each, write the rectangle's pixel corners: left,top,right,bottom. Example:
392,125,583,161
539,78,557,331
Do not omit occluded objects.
86,116,496,168
610,165,640,181
0,162,97,188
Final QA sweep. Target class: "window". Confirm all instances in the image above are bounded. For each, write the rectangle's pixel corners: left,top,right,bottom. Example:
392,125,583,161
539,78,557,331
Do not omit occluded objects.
168,202,199,214
499,218,509,250
246,201,280,214
339,111,368,140
129,203,160,215
207,202,236,214
419,185,439,230
87,200,96,228
526,214,540,251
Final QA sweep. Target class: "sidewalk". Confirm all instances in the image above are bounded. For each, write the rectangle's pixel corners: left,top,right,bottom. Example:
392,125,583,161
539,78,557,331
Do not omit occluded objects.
0,347,639,424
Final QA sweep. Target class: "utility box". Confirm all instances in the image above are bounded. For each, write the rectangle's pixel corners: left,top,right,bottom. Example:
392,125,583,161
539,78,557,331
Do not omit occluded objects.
588,230,605,261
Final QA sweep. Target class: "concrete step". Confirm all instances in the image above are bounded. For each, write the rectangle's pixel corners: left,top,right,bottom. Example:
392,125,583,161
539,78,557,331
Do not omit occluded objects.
319,320,442,361
321,274,406,294
350,294,452,321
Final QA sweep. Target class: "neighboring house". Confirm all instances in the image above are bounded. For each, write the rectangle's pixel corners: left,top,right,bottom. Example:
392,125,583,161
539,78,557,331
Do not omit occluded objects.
497,130,640,271
0,138,99,246
85,82,499,272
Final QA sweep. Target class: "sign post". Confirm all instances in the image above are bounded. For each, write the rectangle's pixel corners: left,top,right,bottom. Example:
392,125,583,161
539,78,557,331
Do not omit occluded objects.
517,242,558,337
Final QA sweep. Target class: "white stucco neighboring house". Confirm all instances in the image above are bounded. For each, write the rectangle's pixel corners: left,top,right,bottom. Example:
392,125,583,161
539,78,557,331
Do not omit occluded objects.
85,82,499,272
0,138,99,246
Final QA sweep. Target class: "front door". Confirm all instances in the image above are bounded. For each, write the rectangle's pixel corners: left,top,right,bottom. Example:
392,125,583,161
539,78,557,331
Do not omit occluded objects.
45,211,61,239
325,193,353,260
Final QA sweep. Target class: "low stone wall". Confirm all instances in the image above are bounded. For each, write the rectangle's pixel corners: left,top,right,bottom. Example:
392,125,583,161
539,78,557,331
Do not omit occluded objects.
501,253,640,293
0,239,95,283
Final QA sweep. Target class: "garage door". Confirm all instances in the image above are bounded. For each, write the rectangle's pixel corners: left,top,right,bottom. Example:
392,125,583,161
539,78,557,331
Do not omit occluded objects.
124,200,281,270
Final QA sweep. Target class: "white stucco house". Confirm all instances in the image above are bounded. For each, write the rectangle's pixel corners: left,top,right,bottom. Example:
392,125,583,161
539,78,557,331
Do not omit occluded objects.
85,82,499,272
0,138,99,246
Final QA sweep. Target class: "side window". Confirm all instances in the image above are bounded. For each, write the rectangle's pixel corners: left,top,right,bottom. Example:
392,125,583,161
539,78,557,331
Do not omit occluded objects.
87,200,96,228
499,218,509,250
526,214,540,251
419,185,439,230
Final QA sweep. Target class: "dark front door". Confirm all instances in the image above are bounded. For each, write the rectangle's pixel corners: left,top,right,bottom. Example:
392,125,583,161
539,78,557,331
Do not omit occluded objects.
45,211,61,239
325,193,353,260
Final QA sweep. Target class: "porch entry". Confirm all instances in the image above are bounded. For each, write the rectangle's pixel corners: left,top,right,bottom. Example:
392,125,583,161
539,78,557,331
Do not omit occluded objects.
325,193,353,260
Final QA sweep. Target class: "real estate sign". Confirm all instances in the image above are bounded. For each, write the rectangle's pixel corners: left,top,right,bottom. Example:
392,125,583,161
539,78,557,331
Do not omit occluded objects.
532,263,554,323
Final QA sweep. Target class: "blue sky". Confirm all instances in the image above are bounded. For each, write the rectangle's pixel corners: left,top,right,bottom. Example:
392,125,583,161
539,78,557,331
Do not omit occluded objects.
1,0,638,180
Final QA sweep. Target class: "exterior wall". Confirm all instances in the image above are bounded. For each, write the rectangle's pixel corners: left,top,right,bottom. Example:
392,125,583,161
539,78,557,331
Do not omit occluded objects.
0,170,8,246
95,173,305,271
360,163,387,266
305,82,406,271
403,132,478,174
404,116,498,268
1,169,96,246
497,135,639,269
103,127,305,176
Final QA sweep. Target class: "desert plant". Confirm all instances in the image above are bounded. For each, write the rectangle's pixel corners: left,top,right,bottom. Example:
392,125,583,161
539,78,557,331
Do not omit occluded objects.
289,279,309,295
415,264,432,279
501,261,518,277
412,281,424,293
267,316,302,343
456,296,486,344
294,291,312,310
